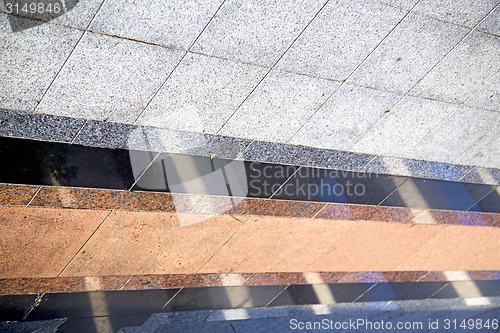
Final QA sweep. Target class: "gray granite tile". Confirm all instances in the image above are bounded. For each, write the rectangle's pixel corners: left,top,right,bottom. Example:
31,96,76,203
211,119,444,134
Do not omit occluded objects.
290,84,402,151
219,70,339,142
465,70,500,111
478,5,500,36
203,134,252,159
1,0,103,30
241,140,374,171
407,107,500,164
458,125,500,169
52,0,105,29
377,0,419,9
352,96,458,157
460,167,500,185
90,0,222,49
275,0,406,80
412,0,498,27
364,156,473,181
0,109,85,142
191,0,326,66
137,52,267,133
412,31,500,104
36,32,184,123
0,14,83,111
348,13,468,94
73,120,141,149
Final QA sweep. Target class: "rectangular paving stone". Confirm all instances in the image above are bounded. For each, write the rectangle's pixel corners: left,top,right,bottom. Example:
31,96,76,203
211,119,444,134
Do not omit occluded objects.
412,31,500,104
458,125,500,169
412,0,498,27
0,14,83,111
275,0,406,80
219,70,339,142
137,52,267,133
465,70,500,111
0,206,109,278
52,0,104,29
407,107,500,163
348,13,468,94
61,211,243,276
397,225,500,271
0,109,85,142
36,32,184,123
364,156,472,181
290,84,401,151
199,216,356,273
191,0,326,66
478,5,500,36
90,0,222,49
352,96,458,156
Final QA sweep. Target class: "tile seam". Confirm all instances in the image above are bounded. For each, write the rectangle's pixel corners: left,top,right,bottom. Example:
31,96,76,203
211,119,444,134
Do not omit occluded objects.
287,0,421,144
215,0,332,135
57,209,114,277
350,3,499,153
132,0,228,124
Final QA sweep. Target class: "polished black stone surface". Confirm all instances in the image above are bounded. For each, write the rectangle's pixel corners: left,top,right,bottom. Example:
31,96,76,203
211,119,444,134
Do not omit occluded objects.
272,167,408,205
268,283,371,306
381,178,495,211
0,136,155,190
469,187,500,214
0,294,37,321
27,289,179,320
356,282,448,303
0,136,498,212
133,153,298,198
162,286,286,312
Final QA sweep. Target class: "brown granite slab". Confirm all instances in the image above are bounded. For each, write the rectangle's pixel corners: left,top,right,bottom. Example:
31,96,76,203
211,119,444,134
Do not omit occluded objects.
0,184,40,206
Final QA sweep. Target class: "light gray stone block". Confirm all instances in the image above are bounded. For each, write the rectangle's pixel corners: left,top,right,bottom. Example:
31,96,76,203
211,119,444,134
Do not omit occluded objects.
407,107,500,164
348,13,468,94
53,0,105,29
412,31,500,104
275,0,406,80
218,70,339,142
465,70,500,111
137,52,267,133
191,0,326,66
0,14,83,111
290,84,401,150
412,0,498,27
460,167,500,185
36,32,184,123
478,5,500,36
458,125,500,169
90,0,222,49
351,96,458,157
377,0,419,9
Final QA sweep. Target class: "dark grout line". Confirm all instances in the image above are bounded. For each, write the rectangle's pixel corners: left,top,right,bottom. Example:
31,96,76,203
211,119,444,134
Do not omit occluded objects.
132,0,228,124
57,210,113,277
215,0,332,135
269,167,301,199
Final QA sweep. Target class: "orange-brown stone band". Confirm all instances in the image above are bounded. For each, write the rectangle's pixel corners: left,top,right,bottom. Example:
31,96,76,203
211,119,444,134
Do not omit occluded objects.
1,271,498,295
1,183,499,227
1,206,499,281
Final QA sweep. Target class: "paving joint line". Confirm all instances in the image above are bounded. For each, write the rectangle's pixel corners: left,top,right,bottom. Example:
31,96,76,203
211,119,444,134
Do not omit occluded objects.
288,0,423,144
215,0,331,135
349,2,499,152
132,0,228,124
32,0,109,113
57,210,113,277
